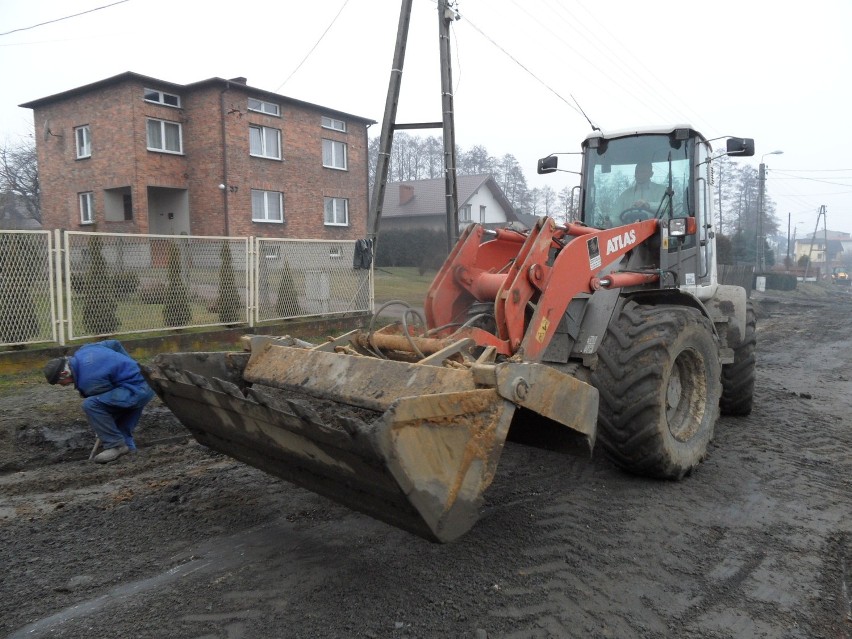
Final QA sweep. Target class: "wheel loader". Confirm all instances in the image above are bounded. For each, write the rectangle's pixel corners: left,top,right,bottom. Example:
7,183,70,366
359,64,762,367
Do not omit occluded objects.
143,125,758,542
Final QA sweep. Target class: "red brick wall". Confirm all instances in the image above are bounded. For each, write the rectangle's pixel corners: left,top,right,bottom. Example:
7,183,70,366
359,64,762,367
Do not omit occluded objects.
31,76,371,240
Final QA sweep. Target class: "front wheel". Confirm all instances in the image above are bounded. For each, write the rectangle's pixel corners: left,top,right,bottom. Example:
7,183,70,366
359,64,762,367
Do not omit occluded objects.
590,302,722,479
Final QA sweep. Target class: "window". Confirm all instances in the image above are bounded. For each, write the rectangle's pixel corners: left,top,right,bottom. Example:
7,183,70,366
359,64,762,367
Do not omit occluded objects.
75,125,91,158
252,189,283,223
329,246,343,259
322,139,347,170
324,197,349,226
460,205,472,222
321,116,346,132
79,192,94,224
248,98,280,116
144,88,181,107
146,118,182,153
250,126,281,159
480,205,486,221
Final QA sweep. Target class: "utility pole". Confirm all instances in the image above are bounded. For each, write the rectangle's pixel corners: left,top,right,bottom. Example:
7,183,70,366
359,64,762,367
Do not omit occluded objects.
756,162,765,270
367,0,413,247
756,150,783,271
438,0,460,252
804,205,828,281
366,0,460,256
785,212,791,266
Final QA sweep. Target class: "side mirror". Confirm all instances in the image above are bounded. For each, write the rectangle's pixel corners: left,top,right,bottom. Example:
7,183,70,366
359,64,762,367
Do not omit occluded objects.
537,156,558,174
726,138,755,157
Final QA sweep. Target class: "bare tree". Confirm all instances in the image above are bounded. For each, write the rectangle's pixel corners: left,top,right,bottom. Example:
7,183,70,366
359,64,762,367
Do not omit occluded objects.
459,145,495,175
539,185,557,216
557,186,577,223
0,132,40,221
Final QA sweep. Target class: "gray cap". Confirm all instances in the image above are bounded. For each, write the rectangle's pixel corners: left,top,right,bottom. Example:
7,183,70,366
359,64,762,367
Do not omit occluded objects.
43,357,67,384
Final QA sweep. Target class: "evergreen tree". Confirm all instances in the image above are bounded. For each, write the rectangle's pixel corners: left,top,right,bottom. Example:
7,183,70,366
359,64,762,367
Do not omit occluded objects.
215,240,241,323
163,241,192,327
81,235,119,335
274,258,302,317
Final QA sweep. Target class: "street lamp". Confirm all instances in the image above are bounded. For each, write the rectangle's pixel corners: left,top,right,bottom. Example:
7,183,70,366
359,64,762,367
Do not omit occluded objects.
757,150,783,270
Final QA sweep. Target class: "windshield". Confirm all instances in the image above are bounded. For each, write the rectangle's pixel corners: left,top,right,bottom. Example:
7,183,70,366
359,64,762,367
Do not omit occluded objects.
581,133,692,228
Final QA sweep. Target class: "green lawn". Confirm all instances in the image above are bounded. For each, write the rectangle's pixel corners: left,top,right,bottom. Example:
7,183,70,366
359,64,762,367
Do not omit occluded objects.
372,267,435,307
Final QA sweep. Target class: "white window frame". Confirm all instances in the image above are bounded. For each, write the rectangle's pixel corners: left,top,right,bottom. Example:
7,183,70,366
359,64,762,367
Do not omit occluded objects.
321,116,346,132
146,118,183,154
252,189,284,223
322,139,347,170
460,204,472,222
144,88,181,108
79,192,94,224
324,197,349,226
248,97,281,116
250,125,282,160
329,246,343,259
75,125,91,159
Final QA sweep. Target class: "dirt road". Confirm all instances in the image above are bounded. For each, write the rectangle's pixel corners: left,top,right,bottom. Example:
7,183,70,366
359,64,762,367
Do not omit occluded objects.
2,286,851,639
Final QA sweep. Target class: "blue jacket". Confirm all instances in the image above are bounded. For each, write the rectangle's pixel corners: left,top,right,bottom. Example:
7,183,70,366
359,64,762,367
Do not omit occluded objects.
70,340,152,406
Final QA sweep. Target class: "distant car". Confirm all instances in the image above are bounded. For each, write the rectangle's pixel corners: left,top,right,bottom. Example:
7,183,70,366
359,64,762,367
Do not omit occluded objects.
831,266,850,286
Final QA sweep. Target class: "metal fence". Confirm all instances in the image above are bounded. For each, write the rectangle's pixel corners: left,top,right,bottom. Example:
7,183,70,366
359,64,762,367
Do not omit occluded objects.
0,231,58,346
0,230,373,348
255,238,372,323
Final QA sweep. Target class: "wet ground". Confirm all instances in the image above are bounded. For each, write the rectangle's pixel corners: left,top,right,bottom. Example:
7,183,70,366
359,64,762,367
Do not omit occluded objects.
1,285,850,639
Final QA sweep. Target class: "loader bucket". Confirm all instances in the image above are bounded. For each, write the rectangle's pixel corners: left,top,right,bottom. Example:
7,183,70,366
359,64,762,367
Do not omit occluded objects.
145,334,599,542
143,342,518,542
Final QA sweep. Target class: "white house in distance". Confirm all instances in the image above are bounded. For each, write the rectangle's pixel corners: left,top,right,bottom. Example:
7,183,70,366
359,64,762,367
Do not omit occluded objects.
378,174,520,232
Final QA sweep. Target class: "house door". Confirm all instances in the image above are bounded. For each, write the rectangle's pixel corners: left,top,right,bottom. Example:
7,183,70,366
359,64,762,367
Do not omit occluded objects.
148,187,189,235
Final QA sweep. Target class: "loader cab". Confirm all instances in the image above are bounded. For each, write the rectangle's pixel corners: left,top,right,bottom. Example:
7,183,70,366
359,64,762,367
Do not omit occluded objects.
579,126,716,298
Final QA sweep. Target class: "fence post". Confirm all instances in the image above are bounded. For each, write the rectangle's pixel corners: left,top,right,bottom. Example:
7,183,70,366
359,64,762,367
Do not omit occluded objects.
53,229,66,346
248,236,255,328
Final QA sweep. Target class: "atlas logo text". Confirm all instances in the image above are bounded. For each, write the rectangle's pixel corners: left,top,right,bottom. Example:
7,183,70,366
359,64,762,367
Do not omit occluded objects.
606,230,637,255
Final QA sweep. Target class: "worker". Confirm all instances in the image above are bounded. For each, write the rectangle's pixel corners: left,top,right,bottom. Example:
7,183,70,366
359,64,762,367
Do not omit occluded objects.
43,340,154,463
610,162,668,226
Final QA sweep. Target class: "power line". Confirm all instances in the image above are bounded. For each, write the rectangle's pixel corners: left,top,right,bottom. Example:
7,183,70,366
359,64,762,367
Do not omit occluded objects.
461,15,582,118
274,0,351,93
771,170,852,187
0,0,131,37
777,168,852,172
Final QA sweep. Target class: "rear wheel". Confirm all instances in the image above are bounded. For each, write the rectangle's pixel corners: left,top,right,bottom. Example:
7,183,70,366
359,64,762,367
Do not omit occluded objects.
720,301,756,416
590,301,721,479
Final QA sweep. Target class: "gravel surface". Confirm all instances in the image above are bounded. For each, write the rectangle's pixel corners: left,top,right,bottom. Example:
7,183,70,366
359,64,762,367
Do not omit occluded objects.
1,286,851,639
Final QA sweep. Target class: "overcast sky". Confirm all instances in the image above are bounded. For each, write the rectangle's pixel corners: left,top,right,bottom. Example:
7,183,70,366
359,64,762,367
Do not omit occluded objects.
1,0,850,237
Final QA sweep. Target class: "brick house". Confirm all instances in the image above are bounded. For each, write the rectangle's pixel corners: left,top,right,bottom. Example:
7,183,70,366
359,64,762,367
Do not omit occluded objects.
21,72,375,239
379,174,519,232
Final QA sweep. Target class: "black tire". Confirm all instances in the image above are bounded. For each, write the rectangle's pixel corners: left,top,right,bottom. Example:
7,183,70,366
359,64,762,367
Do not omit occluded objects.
590,301,722,479
720,301,756,416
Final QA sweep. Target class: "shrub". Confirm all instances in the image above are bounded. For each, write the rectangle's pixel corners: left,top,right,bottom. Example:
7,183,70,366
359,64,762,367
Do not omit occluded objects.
215,241,242,323
81,235,119,335
162,241,192,327
274,258,302,317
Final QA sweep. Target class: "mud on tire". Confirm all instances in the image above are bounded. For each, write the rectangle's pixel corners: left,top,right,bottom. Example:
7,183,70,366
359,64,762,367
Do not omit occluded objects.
590,301,722,479
720,301,756,416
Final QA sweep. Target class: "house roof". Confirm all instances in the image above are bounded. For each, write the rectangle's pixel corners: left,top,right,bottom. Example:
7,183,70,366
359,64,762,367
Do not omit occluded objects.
20,71,376,124
380,174,517,221
801,230,851,241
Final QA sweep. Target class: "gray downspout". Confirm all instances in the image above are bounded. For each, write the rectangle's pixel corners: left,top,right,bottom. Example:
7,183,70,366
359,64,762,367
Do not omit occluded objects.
220,81,230,236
